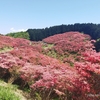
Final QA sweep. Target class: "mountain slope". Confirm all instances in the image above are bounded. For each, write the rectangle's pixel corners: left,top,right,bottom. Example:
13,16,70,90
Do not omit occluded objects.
0,32,100,100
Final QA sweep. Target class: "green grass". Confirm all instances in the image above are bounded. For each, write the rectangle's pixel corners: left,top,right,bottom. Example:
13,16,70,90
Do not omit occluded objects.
0,47,13,53
0,85,20,100
0,80,27,100
42,44,54,50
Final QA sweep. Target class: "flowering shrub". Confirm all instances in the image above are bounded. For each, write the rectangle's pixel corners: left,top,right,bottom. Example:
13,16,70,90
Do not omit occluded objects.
0,53,25,83
74,50,100,99
0,35,31,49
43,31,91,44
43,32,95,54
21,62,90,99
0,36,13,48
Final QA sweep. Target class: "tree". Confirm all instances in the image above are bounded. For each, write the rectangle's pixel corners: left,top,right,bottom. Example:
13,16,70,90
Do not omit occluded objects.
6,31,30,40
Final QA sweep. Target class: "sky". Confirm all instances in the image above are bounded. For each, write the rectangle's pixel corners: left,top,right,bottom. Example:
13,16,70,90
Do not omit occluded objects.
0,0,100,34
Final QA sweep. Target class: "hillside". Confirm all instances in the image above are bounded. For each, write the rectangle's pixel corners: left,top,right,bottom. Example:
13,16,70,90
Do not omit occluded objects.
0,32,100,100
6,23,100,52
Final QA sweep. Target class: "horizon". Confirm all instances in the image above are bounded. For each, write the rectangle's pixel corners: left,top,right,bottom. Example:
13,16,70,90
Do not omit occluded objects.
4,23,100,35
0,0,100,34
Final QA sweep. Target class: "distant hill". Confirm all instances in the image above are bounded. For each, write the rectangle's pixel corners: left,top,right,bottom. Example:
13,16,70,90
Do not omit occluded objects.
6,23,100,41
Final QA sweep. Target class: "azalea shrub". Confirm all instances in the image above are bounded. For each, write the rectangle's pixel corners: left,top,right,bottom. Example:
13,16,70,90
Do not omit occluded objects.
43,32,95,54
20,61,89,100
0,53,25,83
0,35,31,49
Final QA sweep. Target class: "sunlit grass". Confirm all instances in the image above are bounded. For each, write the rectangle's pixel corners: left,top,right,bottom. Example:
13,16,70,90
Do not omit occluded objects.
0,47,13,53
0,85,20,100
0,80,26,100
42,43,54,50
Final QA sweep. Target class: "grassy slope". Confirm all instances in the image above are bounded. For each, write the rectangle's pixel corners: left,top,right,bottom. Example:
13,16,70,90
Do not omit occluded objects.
0,80,31,100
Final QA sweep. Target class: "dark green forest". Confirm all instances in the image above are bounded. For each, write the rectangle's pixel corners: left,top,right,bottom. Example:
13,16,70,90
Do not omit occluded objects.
26,23,100,41
6,23,100,51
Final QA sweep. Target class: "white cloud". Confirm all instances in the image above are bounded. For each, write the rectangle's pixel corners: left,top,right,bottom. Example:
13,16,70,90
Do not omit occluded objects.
10,28,27,33
10,28,16,32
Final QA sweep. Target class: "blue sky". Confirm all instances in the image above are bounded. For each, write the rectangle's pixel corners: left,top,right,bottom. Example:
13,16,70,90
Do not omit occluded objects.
0,0,100,34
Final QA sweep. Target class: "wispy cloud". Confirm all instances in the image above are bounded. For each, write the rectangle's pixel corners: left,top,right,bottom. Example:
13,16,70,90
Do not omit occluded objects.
10,28,27,33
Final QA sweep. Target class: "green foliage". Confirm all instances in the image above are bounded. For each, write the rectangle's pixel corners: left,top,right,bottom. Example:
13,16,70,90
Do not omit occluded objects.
35,92,42,100
42,43,54,50
95,38,100,52
0,47,13,53
0,85,20,100
47,50,58,58
6,31,30,40
23,86,30,93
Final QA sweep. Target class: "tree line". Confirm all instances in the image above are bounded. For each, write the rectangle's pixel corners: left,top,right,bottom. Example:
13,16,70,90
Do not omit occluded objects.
6,31,30,40
27,23,100,41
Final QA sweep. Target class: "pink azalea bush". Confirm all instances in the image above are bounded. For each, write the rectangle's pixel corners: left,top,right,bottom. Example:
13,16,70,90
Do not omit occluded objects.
21,62,90,100
0,35,31,49
43,32,95,54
